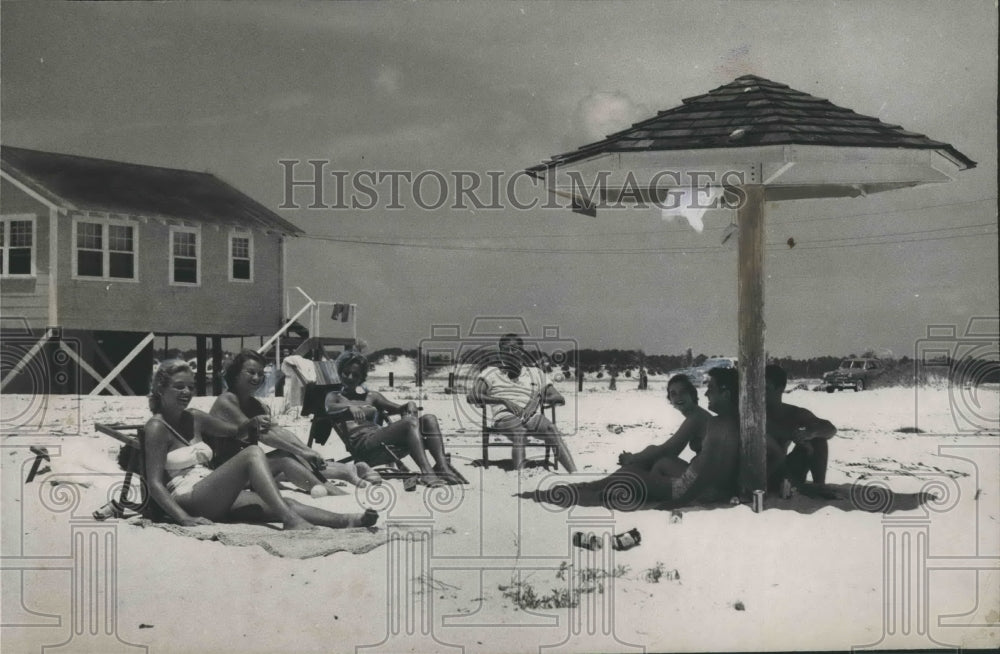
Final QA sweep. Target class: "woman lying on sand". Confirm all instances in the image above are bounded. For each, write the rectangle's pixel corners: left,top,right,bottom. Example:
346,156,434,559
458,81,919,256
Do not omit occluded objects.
207,350,382,496
144,360,377,530
550,370,739,508
324,351,466,487
617,373,712,477
570,374,710,500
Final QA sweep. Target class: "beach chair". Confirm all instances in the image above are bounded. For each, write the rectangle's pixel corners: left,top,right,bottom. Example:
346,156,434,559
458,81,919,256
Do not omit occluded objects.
301,384,416,480
24,446,51,483
93,423,161,520
280,339,344,415
470,400,557,470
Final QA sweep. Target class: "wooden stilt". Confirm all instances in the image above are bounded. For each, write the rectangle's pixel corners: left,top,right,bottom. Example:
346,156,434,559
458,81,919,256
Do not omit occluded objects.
211,336,223,395
0,328,55,391
88,332,155,396
195,336,207,396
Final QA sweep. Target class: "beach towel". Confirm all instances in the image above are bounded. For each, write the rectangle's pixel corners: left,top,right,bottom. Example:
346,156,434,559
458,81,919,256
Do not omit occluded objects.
128,518,446,559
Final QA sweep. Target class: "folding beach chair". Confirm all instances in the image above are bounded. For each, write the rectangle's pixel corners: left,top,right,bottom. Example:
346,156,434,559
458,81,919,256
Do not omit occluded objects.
300,384,416,480
93,423,161,520
24,446,51,483
470,400,557,470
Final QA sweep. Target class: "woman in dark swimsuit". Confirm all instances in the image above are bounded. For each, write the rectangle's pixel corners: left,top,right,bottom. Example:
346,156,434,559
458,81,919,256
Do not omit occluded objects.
324,352,465,487
208,350,382,496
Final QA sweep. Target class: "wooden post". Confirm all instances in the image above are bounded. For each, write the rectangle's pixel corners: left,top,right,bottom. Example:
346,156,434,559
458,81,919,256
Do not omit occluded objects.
416,345,423,387
211,336,223,395
737,185,767,498
388,371,394,388
195,336,207,396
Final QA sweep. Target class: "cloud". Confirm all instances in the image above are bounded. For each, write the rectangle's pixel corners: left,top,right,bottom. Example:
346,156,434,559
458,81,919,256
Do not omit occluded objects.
574,90,647,142
374,64,403,94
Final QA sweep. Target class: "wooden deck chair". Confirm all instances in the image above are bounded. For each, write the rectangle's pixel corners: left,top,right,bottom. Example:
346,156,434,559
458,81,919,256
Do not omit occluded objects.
470,400,558,470
300,383,415,479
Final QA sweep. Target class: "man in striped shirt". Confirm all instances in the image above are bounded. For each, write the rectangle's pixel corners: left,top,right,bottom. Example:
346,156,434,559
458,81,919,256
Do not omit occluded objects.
469,334,578,472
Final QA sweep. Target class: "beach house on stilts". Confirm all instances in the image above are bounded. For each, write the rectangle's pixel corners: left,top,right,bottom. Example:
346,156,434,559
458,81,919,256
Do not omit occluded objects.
0,145,304,396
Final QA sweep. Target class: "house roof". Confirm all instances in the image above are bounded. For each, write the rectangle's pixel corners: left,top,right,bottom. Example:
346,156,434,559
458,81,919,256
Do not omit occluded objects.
1,145,304,235
527,75,976,176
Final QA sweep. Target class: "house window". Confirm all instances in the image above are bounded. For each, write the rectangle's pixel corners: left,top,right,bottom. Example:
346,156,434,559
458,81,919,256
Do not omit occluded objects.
1,216,36,276
170,226,200,285
229,231,253,282
73,217,137,280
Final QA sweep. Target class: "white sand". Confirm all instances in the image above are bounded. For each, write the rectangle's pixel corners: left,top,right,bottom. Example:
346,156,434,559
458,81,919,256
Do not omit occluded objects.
2,380,998,653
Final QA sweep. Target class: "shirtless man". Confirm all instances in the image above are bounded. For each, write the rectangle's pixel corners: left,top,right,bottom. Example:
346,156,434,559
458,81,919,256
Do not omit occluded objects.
468,334,577,472
765,364,837,488
601,367,740,508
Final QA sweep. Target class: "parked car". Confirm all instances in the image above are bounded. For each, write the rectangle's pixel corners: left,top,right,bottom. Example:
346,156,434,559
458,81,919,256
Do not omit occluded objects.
668,356,738,386
823,357,884,391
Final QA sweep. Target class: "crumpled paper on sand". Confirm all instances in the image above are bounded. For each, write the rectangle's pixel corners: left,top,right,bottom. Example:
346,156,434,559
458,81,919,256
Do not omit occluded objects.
128,518,445,559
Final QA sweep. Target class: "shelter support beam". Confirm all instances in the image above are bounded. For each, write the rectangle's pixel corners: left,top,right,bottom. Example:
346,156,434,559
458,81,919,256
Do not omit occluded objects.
737,185,767,497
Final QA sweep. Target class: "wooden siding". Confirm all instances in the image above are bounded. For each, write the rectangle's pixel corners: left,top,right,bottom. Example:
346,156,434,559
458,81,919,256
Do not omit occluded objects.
0,179,50,329
56,214,283,335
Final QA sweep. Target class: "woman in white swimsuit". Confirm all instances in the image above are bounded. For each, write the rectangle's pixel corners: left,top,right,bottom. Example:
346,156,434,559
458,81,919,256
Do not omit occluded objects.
144,360,378,530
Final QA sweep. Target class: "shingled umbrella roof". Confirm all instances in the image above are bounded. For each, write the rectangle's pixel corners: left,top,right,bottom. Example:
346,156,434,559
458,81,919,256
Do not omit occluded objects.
528,75,975,208
523,75,976,498
1,145,303,235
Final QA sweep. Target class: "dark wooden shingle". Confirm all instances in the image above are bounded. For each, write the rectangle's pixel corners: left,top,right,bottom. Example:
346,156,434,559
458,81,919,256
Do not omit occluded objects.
528,75,976,176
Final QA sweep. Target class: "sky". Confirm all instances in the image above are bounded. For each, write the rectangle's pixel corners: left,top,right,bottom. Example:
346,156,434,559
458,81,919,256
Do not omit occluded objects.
2,0,997,359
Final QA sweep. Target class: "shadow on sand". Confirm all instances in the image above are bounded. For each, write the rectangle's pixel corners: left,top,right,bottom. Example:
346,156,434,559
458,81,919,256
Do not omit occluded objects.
518,481,939,516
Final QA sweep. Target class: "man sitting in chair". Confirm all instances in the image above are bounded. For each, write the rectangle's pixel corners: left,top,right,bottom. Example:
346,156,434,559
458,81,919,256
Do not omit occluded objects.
468,334,578,472
324,352,465,487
